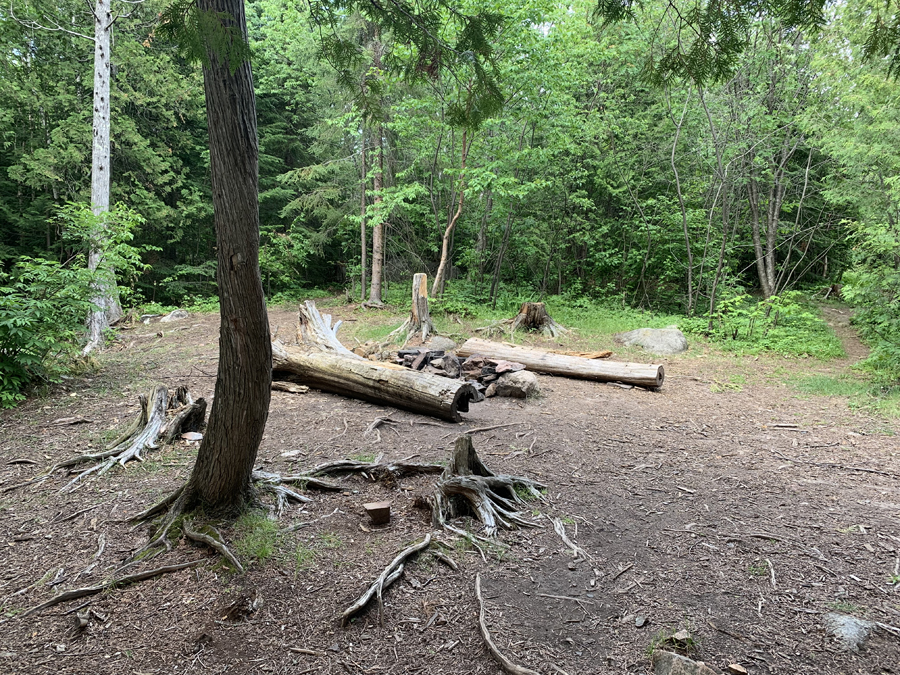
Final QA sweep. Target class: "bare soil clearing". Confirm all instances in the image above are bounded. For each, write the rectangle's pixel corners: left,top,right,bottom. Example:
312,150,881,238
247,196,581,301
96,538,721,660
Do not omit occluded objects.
1,301,898,675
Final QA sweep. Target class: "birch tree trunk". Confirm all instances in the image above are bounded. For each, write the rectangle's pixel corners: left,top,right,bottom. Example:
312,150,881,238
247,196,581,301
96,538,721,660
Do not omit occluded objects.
83,0,122,353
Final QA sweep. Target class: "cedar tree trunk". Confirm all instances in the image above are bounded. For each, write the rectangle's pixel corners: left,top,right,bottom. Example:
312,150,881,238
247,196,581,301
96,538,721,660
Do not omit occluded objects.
185,0,271,514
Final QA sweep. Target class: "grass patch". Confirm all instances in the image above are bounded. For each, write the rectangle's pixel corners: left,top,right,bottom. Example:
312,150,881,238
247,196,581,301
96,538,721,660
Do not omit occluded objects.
788,374,900,418
791,374,870,397
233,512,280,563
318,531,343,549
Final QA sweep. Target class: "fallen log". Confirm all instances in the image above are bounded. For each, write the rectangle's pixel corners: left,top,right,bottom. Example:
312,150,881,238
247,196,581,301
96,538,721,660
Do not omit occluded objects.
457,338,664,389
274,301,478,421
272,341,477,421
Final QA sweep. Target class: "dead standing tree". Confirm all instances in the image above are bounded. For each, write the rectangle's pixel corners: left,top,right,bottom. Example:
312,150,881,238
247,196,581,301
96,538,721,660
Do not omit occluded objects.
388,273,435,345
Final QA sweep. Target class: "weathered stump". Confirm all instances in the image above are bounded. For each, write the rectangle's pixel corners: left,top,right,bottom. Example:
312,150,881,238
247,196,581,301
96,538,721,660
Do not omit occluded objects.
389,273,435,345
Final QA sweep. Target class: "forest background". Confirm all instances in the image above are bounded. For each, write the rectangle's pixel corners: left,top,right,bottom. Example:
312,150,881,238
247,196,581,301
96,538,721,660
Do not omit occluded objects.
1,0,899,405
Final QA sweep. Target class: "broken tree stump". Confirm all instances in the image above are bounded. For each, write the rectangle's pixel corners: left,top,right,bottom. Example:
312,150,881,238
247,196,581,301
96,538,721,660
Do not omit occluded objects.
477,302,567,339
273,301,478,421
389,273,436,345
511,302,566,337
431,435,545,537
457,338,664,389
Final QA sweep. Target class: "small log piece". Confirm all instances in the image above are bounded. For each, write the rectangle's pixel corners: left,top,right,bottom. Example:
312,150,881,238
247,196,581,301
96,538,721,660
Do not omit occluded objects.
457,338,664,389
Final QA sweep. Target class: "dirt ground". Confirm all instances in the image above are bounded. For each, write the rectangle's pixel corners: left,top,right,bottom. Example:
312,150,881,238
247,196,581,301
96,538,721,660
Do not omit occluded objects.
1,301,898,675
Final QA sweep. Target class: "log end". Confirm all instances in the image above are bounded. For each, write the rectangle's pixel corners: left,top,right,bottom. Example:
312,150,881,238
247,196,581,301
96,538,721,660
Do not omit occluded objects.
652,364,665,389
451,382,479,420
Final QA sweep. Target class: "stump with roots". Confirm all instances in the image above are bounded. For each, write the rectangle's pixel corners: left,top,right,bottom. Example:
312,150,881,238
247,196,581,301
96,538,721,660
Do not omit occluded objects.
16,385,207,494
389,273,436,345
431,435,545,537
478,301,568,339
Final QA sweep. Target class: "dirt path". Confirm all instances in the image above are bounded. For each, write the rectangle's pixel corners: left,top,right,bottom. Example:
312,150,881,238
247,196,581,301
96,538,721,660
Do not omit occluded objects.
1,303,898,675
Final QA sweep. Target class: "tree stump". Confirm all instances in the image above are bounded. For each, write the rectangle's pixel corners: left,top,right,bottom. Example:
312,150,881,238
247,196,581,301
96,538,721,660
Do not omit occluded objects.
389,273,435,345
432,435,545,536
510,302,566,338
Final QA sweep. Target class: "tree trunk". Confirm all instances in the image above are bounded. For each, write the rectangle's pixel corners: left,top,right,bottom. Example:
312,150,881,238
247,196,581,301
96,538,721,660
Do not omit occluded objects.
184,0,272,515
368,125,385,304
457,338,665,389
360,129,367,302
271,342,476,422
432,129,470,297
83,0,121,353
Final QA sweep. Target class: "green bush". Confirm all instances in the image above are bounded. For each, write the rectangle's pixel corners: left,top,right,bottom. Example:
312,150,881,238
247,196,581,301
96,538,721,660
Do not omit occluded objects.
682,291,844,358
0,257,94,406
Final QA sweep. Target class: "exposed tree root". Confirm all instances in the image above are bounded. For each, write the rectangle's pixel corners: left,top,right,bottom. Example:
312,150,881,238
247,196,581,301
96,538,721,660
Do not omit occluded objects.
29,385,207,493
341,533,432,626
431,435,545,537
21,559,206,618
548,516,591,561
306,457,445,480
297,300,357,357
476,573,542,675
184,519,244,573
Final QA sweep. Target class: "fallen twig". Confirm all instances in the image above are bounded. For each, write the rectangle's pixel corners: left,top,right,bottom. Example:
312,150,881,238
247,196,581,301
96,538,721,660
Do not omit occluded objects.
340,534,431,626
769,448,897,479
476,574,542,675
466,423,523,435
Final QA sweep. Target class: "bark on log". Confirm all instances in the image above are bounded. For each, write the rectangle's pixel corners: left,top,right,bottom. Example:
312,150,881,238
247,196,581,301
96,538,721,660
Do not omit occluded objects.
457,338,664,389
272,341,478,422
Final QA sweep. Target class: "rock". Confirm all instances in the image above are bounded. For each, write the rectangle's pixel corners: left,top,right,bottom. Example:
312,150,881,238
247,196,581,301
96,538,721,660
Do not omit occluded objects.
670,630,692,646
159,309,189,323
726,665,748,675
616,326,688,355
426,336,457,352
651,650,718,675
635,616,648,628
824,612,875,652
485,370,540,399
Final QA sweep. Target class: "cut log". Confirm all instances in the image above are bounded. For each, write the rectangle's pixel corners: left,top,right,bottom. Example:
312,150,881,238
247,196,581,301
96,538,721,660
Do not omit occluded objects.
457,338,664,389
389,273,436,345
272,341,477,421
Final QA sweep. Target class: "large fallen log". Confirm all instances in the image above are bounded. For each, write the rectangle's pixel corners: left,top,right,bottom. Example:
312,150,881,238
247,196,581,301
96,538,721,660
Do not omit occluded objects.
457,338,664,389
272,342,477,421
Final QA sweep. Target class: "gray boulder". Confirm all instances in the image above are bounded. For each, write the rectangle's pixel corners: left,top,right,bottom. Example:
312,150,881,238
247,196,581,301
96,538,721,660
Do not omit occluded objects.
651,650,719,675
485,370,540,399
824,613,875,652
160,309,189,323
426,335,457,352
616,326,688,355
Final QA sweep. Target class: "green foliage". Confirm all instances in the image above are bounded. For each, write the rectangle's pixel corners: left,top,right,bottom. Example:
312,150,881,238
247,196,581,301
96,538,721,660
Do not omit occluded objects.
0,257,94,406
233,512,280,563
682,292,844,358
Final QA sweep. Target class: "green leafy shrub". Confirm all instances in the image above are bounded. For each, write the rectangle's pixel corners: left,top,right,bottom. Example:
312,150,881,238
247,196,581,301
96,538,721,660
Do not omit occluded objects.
0,257,94,406
682,291,844,358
